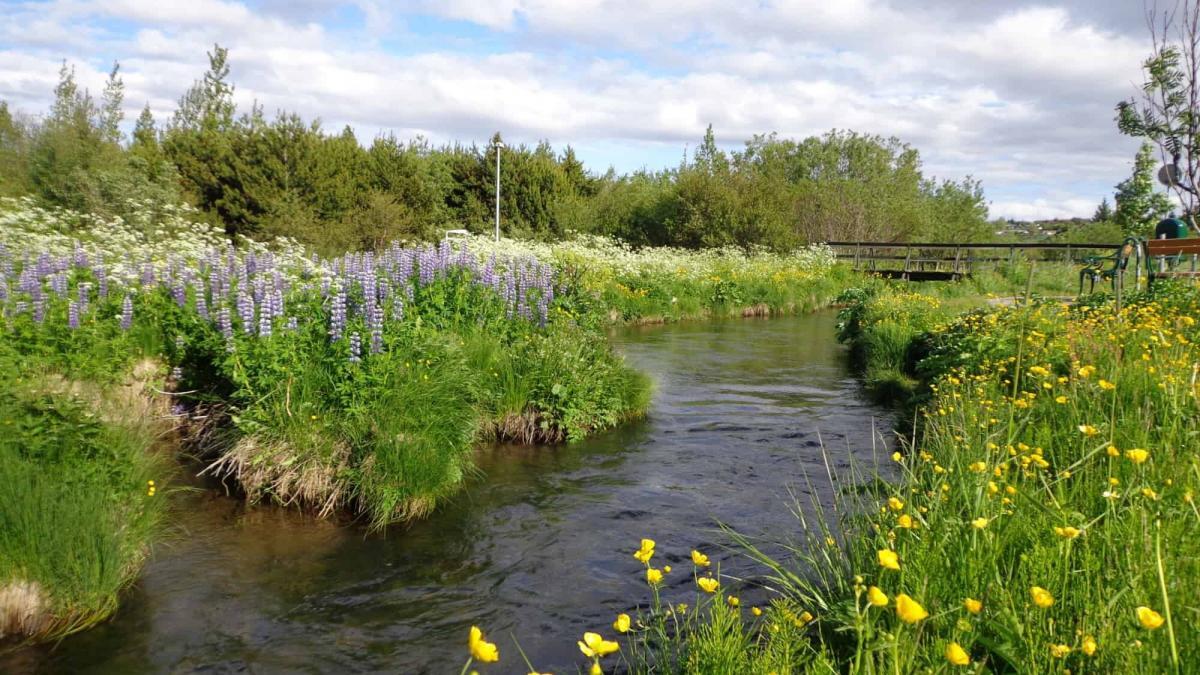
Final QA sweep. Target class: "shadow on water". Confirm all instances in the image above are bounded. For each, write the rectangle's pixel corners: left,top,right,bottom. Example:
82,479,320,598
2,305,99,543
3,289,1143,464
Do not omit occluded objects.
6,311,894,674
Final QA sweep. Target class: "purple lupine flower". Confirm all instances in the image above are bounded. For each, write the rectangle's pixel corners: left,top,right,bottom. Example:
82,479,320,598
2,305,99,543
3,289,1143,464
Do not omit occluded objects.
95,265,108,298
120,294,133,330
258,308,272,337
236,288,254,334
172,279,187,308
348,332,361,364
217,307,234,349
50,272,68,297
369,302,384,355
329,283,346,342
67,300,79,329
195,292,209,321
141,262,155,288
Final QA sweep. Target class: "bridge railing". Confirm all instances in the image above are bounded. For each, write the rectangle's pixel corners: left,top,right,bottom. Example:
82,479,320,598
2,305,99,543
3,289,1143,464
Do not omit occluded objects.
824,241,1123,279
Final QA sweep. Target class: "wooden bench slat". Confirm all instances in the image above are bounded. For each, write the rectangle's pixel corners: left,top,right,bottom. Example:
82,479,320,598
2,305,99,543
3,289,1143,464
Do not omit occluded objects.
1147,238,1200,255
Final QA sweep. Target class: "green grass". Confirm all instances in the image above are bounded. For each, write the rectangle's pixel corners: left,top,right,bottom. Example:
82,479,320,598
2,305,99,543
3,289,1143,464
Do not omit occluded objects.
0,356,170,645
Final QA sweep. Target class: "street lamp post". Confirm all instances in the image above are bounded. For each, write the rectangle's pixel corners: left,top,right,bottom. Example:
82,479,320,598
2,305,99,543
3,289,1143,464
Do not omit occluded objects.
493,139,505,242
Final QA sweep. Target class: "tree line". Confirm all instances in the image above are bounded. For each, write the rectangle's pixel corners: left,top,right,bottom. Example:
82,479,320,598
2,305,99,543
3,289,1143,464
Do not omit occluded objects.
0,45,992,253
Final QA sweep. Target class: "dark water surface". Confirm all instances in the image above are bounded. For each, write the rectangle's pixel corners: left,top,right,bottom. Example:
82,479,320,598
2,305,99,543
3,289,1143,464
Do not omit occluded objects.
8,312,893,674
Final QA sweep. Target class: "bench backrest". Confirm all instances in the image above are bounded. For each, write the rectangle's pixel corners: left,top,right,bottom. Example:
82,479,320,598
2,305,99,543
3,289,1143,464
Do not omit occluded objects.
1146,237,1200,257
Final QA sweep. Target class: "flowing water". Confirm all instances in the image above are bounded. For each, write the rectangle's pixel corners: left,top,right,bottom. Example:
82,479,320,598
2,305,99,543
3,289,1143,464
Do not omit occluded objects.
8,311,894,674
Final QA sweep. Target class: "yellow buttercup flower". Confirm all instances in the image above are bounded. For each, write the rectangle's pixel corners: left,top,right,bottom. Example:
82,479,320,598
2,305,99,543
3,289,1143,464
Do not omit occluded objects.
589,662,602,675
867,586,888,607
1125,448,1149,464
971,517,988,530
894,593,928,623
1078,424,1099,437
690,549,710,567
1030,586,1054,608
897,514,915,529
946,641,970,666
697,577,719,594
1049,644,1072,658
468,626,499,663
1054,526,1081,539
1055,395,1068,404
613,613,630,633
887,496,904,511
727,595,739,607
1077,365,1096,378
751,606,762,616
968,461,987,473
633,538,655,564
891,451,903,462
1082,635,1097,656
578,632,620,657
1098,379,1116,391
1136,606,1165,629
645,568,663,585
877,549,900,570
963,597,982,614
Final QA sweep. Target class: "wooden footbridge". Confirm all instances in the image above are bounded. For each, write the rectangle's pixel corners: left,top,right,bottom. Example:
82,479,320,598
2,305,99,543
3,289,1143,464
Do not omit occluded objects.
826,241,1123,281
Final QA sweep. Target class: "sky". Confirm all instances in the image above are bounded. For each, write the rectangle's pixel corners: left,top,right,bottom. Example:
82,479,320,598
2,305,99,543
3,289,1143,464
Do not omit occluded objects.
0,0,1166,220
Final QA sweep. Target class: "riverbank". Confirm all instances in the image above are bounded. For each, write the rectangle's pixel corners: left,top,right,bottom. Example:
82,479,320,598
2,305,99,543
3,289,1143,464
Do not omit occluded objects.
565,280,1198,674
0,200,858,645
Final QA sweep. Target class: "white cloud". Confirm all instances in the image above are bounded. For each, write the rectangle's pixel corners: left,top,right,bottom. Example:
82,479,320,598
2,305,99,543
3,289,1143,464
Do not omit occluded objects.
0,0,1160,220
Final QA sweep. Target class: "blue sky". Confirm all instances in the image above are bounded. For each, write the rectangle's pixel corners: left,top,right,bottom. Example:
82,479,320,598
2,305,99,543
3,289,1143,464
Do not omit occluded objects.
0,0,1164,219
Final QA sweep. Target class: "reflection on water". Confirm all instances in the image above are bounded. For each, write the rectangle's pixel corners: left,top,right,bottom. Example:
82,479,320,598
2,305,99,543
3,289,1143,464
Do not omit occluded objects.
8,312,893,674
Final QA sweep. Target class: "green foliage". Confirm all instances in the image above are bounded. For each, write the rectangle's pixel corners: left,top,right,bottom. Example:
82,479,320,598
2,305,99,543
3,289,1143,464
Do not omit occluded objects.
3,48,989,252
1113,142,1173,237
0,347,170,644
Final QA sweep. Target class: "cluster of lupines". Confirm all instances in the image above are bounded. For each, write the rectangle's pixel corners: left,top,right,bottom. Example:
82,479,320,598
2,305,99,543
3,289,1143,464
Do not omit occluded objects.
0,235,559,366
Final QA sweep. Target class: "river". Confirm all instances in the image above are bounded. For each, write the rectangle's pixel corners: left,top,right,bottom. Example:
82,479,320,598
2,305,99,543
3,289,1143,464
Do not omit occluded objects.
7,311,893,674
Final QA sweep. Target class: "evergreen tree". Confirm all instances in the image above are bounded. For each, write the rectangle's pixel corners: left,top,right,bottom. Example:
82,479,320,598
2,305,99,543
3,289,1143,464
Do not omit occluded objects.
98,62,124,144
1114,142,1173,237
1092,197,1113,222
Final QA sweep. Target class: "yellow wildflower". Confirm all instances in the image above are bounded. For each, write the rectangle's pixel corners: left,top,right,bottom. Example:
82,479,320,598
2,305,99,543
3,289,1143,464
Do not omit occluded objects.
897,514,915,529
1030,586,1054,608
1053,526,1081,539
578,632,620,658
1082,635,1097,656
867,586,888,607
968,461,987,473
1136,606,1165,630
1098,379,1116,391
751,607,762,616
887,496,904,511
1055,395,1068,404
963,597,982,614
613,613,630,633
946,641,970,666
697,577,719,594
1078,365,1096,378
1125,448,1149,464
690,550,710,567
645,568,663,585
468,626,500,663
1078,424,1099,437
877,549,900,571
1049,644,1071,658
894,593,928,623
633,538,655,564
727,595,739,607
971,517,988,530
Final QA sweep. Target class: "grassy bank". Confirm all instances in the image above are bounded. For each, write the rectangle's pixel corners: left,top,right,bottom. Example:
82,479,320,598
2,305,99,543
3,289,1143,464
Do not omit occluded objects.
464,234,852,324
0,343,172,646
0,201,849,644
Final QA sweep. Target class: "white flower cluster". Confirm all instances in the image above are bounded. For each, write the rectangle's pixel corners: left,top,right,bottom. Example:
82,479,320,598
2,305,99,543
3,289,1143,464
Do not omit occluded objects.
0,197,315,283
458,233,836,280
